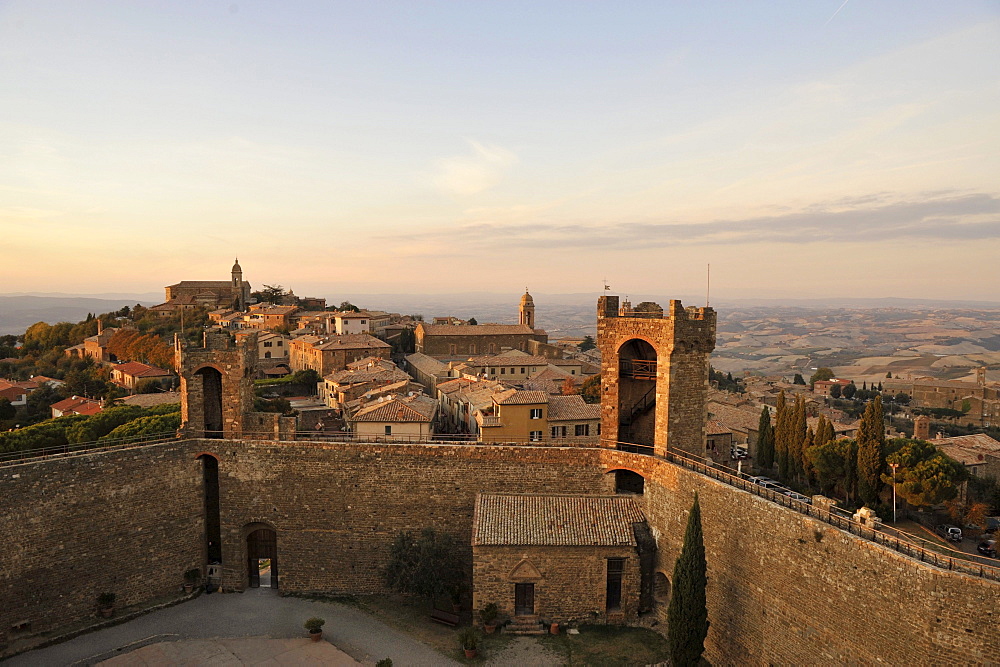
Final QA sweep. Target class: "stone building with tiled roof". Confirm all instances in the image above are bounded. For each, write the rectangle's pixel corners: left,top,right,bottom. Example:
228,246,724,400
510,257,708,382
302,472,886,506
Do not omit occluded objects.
154,259,251,315
933,432,1000,480
472,493,652,625
50,395,103,418
288,334,392,376
320,358,412,410
348,393,438,440
477,389,600,444
110,361,173,392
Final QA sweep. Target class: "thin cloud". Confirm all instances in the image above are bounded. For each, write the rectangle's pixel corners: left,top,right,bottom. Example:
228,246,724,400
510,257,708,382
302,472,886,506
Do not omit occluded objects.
384,192,1000,252
432,141,518,196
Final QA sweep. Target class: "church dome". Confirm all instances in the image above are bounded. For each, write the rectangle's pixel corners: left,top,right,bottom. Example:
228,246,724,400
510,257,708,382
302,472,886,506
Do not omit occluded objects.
232,258,242,273
520,290,534,306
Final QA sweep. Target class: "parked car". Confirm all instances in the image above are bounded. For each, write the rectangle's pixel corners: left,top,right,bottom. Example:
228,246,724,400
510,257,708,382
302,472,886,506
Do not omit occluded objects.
751,476,781,490
782,490,812,504
936,524,963,543
977,540,997,557
730,446,748,460
985,517,1000,534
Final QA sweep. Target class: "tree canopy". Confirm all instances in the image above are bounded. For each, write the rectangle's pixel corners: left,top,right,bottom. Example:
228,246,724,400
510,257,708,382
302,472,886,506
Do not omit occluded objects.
809,367,835,387
667,493,708,665
383,529,465,602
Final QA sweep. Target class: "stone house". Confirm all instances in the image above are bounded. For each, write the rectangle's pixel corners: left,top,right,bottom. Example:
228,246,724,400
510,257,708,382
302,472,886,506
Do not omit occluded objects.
243,304,299,331
477,389,599,444
110,361,173,392
472,494,651,626
404,352,453,396
934,433,1000,480
288,334,392,376
50,395,103,418
348,393,438,439
415,322,546,358
320,358,412,410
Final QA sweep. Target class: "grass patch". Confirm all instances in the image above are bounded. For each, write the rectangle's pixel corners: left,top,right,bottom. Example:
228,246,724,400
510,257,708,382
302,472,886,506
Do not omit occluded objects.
541,624,670,666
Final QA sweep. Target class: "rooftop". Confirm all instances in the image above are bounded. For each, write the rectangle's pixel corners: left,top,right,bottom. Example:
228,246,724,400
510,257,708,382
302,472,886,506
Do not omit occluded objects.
472,494,645,547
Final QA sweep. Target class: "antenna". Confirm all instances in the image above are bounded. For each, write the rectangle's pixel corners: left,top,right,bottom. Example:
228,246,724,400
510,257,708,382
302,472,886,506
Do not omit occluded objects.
706,263,711,307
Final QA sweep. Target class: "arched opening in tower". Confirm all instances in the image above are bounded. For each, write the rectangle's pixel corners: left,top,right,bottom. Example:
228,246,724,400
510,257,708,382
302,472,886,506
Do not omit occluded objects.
617,338,658,451
199,454,223,564
195,367,224,438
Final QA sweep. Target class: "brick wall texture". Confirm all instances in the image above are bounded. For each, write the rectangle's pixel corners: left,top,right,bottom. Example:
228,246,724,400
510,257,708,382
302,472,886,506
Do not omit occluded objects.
3,440,998,662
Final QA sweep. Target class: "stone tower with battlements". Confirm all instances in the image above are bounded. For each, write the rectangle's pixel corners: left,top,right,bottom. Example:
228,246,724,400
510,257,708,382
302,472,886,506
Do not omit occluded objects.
176,330,258,439
597,295,716,458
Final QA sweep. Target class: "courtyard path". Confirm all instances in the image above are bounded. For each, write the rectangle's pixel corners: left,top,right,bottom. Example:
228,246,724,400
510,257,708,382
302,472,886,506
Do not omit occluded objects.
6,588,459,666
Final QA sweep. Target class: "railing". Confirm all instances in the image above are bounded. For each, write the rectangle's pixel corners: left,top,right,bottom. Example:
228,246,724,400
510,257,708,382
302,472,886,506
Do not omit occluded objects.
620,359,657,380
646,444,1000,582
0,431,181,467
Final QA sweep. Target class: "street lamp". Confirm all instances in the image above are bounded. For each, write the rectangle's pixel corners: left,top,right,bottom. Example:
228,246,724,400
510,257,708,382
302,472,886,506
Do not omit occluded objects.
889,462,900,524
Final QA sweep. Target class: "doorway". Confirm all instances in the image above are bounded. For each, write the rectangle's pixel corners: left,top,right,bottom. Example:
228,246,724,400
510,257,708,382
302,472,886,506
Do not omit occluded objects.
246,527,278,589
514,583,535,616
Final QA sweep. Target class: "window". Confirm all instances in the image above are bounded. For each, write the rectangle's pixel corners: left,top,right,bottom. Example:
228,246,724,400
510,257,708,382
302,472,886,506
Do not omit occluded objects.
469,344,476,354
551,426,566,438
385,425,392,436
529,430,542,442
501,368,506,375
264,351,271,359
449,344,457,355
575,424,589,437
277,341,283,347
520,367,525,374
263,341,273,347
529,408,542,419
361,320,366,325
606,558,625,610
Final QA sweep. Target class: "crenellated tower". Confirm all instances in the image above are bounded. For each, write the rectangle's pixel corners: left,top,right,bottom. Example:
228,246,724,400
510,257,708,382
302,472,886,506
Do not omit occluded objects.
597,295,716,458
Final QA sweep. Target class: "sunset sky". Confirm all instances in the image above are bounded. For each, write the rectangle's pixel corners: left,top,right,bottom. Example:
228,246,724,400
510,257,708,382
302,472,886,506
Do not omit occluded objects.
1,1,998,301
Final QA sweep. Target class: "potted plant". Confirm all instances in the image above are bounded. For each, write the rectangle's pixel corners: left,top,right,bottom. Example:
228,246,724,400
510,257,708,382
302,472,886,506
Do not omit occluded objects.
479,603,498,634
183,568,201,594
549,620,560,635
304,617,325,642
459,627,479,659
97,592,116,618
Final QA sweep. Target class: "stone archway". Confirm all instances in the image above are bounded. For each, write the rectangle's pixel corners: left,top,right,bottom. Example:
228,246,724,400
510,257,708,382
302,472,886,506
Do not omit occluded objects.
610,469,645,494
246,525,279,589
617,338,658,451
195,366,224,439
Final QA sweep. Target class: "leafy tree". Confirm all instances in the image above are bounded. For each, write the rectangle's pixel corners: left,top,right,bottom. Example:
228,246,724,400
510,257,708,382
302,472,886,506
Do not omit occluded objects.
254,397,294,415
578,335,596,352
290,369,321,394
802,426,816,486
793,373,805,385
806,437,852,497
394,327,416,354
842,382,857,400
856,396,885,507
253,284,290,305
757,406,774,469
467,317,478,326
0,397,15,421
383,529,465,602
809,367,835,388
667,493,709,666
886,371,892,378
99,412,181,441
791,397,806,480
339,301,360,312
829,383,842,399
894,392,910,405
560,378,577,396
883,438,968,508
580,374,601,404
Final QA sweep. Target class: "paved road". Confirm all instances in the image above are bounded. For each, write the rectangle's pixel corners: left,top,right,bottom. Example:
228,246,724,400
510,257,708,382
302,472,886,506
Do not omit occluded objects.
7,588,459,666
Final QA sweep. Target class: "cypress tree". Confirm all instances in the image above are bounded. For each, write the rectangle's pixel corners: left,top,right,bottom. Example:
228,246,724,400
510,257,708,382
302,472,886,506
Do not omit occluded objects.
802,426,816,487
667,493,709,666
757,406,774,469
856,396,886,507
775,391,791,481
791,397,807,480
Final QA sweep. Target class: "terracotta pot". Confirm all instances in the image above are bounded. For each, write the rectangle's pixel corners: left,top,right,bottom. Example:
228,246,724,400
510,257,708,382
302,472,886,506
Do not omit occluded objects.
310,630,322,642
484,623,496,634
464,648,477,658
550,622,559,635
99,607,113,618
183,584,194,594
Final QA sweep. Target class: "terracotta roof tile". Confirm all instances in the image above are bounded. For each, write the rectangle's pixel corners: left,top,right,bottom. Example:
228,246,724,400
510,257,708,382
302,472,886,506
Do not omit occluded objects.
546,395,599,421
495,390,549,405
472,494,645,547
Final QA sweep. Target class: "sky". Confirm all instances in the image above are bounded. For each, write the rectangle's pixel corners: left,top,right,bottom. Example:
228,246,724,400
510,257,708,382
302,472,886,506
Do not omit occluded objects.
1,1,999,302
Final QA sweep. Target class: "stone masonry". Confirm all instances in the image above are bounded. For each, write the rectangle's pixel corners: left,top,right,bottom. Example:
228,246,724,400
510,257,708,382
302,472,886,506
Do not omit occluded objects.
597,295,716,457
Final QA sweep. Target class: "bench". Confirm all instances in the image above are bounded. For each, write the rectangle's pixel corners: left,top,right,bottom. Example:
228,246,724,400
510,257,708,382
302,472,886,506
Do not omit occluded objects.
429,608,460,626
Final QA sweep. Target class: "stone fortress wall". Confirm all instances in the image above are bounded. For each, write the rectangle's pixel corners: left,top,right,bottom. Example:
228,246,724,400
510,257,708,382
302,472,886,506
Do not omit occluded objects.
3,439,998,663
2,294,998,662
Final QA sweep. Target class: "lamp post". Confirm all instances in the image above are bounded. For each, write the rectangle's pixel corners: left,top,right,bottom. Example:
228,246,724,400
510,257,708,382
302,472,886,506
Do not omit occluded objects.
889,462,900,524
